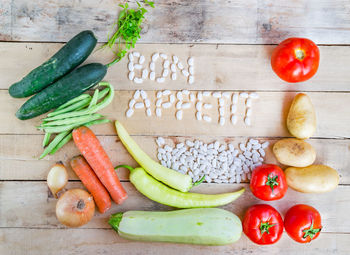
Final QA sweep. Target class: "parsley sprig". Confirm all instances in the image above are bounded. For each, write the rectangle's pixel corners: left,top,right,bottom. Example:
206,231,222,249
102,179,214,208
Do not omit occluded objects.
104,1,155,67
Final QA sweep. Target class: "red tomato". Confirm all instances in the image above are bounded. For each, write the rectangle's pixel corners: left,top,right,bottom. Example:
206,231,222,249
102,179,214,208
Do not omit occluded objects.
284,204,322,243
250,164,287,201
243,204,284,245
271,38,320,83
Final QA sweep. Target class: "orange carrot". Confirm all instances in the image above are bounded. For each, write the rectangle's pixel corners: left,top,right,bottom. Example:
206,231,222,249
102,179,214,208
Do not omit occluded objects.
70,155,112,213
72,126,128,204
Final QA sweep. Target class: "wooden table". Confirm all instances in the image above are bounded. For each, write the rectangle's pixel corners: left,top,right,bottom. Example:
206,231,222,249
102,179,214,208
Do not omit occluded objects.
1,1,350,254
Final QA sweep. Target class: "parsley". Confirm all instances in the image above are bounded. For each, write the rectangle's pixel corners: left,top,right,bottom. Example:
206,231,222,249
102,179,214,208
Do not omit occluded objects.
104,1,155,67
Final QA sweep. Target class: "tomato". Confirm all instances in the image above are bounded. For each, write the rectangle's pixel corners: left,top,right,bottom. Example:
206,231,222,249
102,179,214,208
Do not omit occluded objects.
284,204,322,243
250,164,287,201
243,204,283,245
271,38,320,83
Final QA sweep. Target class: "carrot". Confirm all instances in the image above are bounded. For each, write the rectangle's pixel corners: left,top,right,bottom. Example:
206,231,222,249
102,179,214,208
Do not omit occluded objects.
70,155,112,213
72,126,127,204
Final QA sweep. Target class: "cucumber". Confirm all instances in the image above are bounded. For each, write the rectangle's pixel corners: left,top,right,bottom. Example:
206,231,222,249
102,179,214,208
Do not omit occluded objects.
109,208,242,246
9,30,97,98
16,63,107,120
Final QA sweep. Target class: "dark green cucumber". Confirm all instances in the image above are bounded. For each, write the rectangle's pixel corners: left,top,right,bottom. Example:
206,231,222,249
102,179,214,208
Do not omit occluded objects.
9,30,97,98
16,63,107,120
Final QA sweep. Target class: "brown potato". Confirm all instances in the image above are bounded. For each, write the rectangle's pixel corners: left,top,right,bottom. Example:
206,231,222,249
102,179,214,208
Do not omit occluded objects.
273,138,316,167
287,93,316,139
285,165,339,193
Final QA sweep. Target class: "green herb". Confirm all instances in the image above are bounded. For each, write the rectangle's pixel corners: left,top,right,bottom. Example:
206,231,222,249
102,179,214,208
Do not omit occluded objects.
104,1,155,67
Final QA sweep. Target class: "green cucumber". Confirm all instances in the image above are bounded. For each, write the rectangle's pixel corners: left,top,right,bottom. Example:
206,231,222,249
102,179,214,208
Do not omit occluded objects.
109,208,242,246
16,63,107,120
9,30,97,98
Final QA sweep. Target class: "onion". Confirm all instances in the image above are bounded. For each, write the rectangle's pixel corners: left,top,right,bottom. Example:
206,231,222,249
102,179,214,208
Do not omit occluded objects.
47,162,68,198
56,189,95,227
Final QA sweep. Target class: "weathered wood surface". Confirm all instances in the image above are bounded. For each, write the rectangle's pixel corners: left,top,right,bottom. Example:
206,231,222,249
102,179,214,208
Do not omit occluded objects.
1,43,350,92
1,90,349,138
1,181,349,233
1,0,350,44
1,229,348,255
0,135,349,183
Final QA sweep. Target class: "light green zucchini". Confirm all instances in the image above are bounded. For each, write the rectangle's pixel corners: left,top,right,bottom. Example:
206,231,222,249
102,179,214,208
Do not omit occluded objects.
109,208,242,246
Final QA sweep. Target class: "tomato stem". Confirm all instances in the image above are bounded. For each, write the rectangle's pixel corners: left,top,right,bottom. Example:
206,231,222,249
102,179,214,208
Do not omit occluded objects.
260,221,276,234
302,220,322,241
295,49,305,60
265,173,279,191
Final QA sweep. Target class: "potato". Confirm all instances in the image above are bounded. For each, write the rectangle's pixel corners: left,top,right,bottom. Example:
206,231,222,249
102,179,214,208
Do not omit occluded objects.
273,138,316,167
285,165,339,193
287,93,316,139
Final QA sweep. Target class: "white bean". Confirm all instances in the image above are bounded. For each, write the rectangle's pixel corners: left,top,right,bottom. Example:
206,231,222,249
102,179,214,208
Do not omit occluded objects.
173,55,179,64
142,69,149,79
162,69,169,77
152,53,159,61
176,110,183,120
129,99,136,108
219,107,225,116
156,108,162,117
231,104,237,113
244,116,251,126
182,102,191,109
213,92,222,98
249,92,259,99
219,98,225,106
133,51,140,57
160,53,167,59
128,62,134,71
150,71,156,80
203,115,212,122
219,116,225,126
182,69,189,77
176,91,183,101
146,108,152,116
134,102,144,109
128,53,134,62
246,98,252,107
231,115,237,125
177,62,184,70
163,60,170,69
223,92,231,98
176,101,182,109
232,93,238,104
145,99,151,108
196,102,202,111
126,108,134,118
246,108,252,116
150,62,155,71
140,90,147,99
134,64,142,70
163,90,171,96
133,90,140,99
134,77,143,84
203,91,211,97
139,55,145,64
162,102,172,108
196,111,202,121
156,77,165,83
171,72,177,80
188,75,194,84
188,57,194,66
128,71,135,81
240,92,249,98
203,103,212,109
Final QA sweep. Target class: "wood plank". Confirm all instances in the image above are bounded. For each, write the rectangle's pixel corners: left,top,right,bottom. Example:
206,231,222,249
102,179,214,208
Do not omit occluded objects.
0,135,348,184
1,43,350,92
1,0,350,45
1,228,349,255
1,90,350,138
1,181,349,233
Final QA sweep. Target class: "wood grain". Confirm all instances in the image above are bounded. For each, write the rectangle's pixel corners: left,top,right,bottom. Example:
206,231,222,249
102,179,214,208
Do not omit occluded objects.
1,90,349,138
1,0,350,44
1,181,348,233
1,43,350,92
0,135,348,183
1,229,349,255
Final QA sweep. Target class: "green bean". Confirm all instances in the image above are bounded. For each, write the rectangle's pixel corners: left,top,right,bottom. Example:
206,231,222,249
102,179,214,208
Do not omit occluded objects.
55,94,91,111
43,83,114,121
49,133,72,155
97,87,110,100
42,114,103,133
42,132,51,147
88,89,99,108
47,97,91,117
39,131,70,159
49,119,110,155
41,114,102,127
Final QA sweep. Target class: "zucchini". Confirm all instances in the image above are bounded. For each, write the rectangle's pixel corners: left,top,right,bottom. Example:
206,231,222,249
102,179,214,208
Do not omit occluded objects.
109,208,242,246
9,30,97,98
16,63,107,120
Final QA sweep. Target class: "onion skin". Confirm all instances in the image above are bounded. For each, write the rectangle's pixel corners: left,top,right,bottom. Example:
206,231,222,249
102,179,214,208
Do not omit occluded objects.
56,189,95,227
